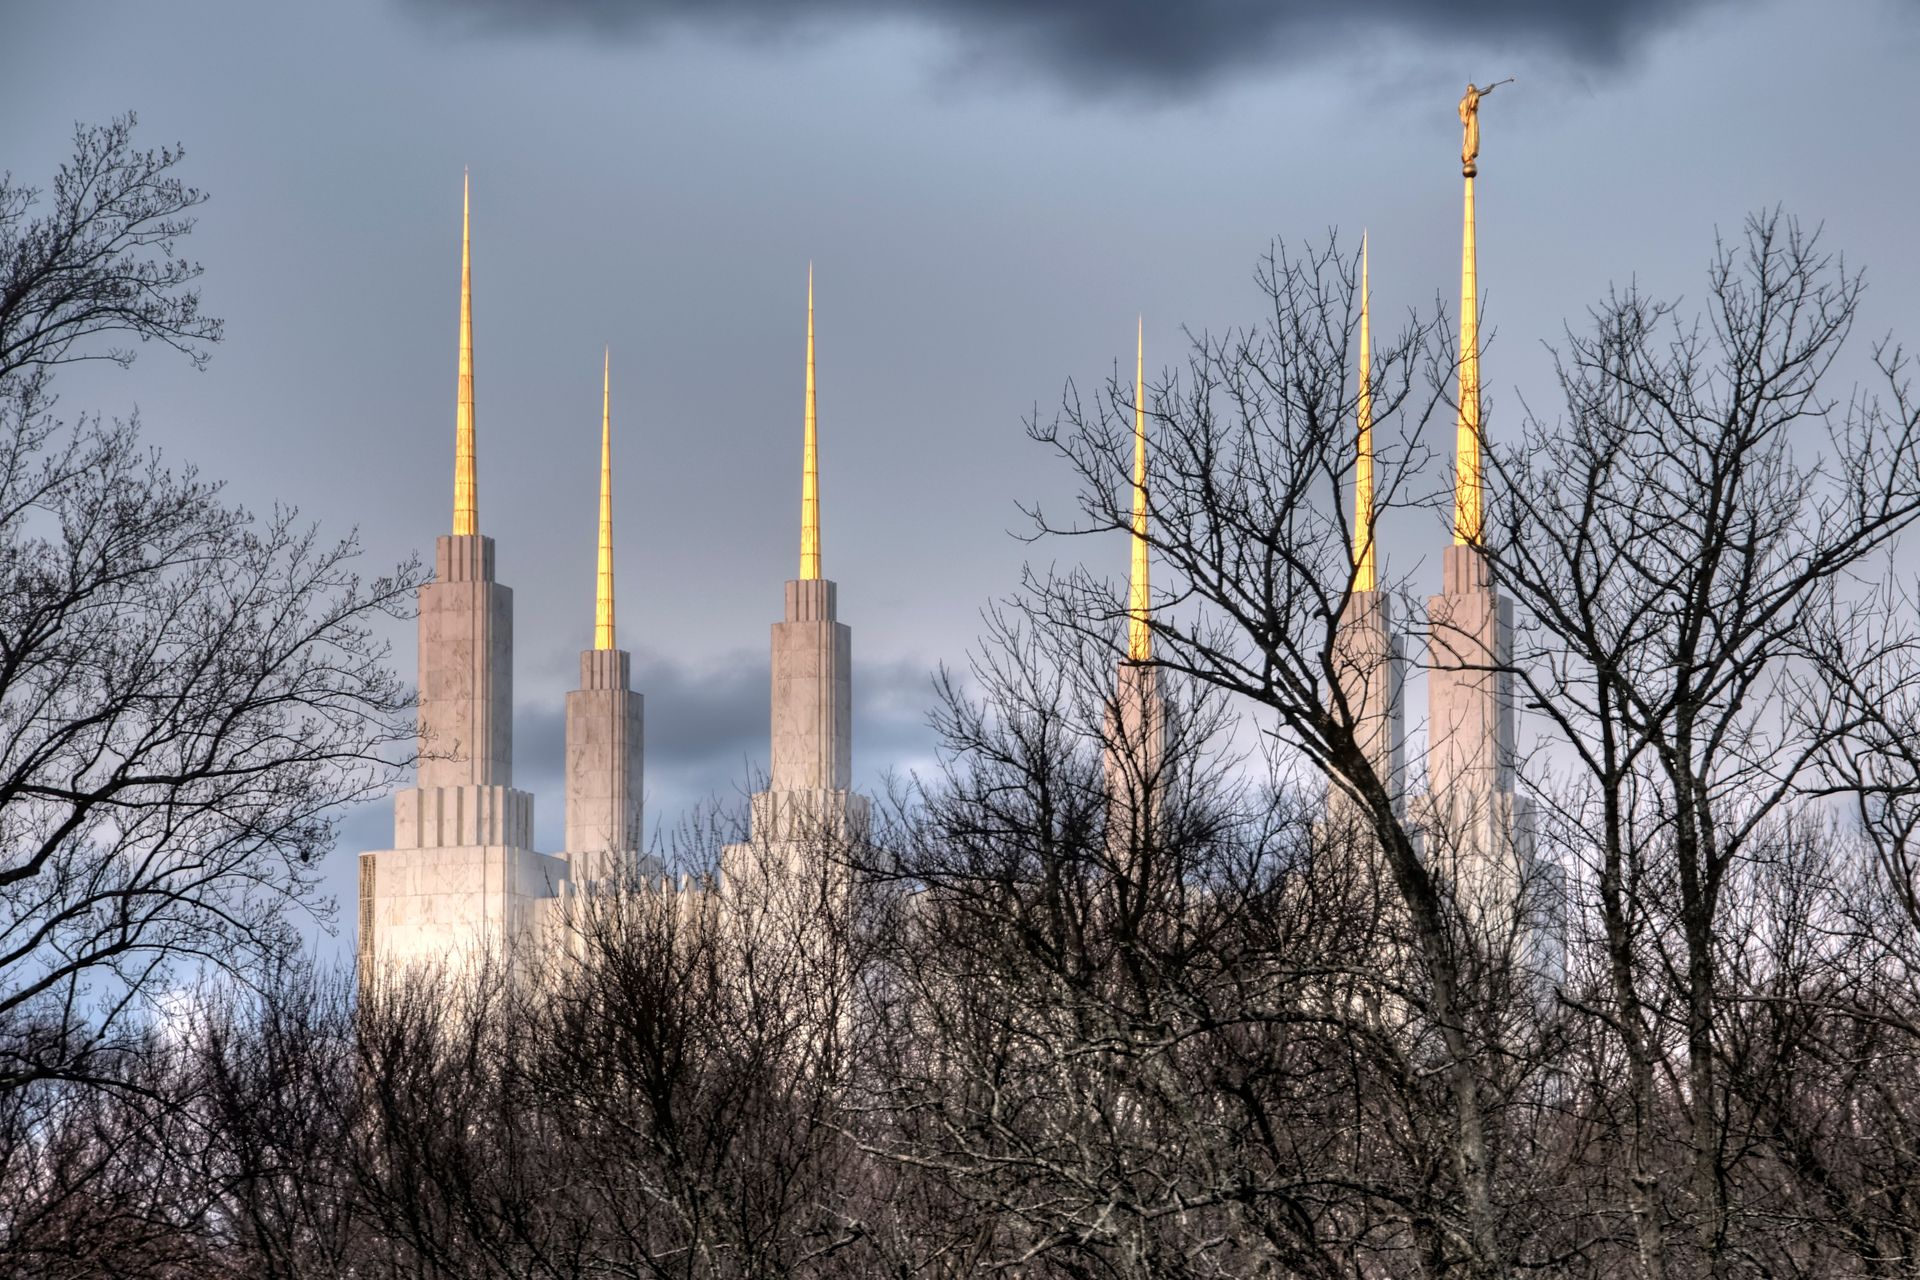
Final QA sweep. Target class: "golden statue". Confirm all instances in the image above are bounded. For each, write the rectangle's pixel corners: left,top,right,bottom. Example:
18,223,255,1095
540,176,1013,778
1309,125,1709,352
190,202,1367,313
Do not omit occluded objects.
1458,79,1511,177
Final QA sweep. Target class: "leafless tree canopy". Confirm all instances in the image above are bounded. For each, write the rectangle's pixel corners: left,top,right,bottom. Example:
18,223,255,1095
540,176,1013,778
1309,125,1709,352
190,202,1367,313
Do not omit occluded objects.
9,116,1920,1279
0,113,221,382
0,118,418,1119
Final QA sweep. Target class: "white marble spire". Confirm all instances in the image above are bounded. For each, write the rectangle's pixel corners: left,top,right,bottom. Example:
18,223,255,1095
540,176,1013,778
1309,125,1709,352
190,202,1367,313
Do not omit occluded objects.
565,350,646,885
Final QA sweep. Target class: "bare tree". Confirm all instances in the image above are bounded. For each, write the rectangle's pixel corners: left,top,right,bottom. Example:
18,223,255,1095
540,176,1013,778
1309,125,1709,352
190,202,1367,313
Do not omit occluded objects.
13,138,1920,1280
345,808,888,1280
0,113,221,383
0,116,419,1100
852,583,1579,1278
192,963,363,1279
1485,211,1920,1278
996,217,1920,1279
1018,235,1557,1278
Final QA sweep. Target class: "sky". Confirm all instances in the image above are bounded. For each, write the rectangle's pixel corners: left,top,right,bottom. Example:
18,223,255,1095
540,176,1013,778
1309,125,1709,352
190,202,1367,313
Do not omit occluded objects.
5,0,1918,952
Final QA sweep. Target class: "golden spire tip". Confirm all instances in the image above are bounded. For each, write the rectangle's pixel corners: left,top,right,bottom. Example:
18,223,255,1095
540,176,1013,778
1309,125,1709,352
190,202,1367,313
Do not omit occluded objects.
594,348,615,649
800,264,821,581
452,172,477,537
1355,234,1376,591
1455,86,1493,546
1128,317,1150,662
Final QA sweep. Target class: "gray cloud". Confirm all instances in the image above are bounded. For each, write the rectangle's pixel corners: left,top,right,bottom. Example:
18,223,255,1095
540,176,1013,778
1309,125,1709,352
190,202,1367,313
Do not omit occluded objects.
513,648,940,844
394,0,1727,95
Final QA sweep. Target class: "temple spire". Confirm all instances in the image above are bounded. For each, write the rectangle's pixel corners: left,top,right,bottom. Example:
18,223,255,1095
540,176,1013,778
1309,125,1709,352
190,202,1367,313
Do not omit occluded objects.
595,348,616,650
1453,81,1504,546
1455,167,1480,545
800,264,821,581
1355,234,1376,591
453,170,478,537
1128,317,1150,662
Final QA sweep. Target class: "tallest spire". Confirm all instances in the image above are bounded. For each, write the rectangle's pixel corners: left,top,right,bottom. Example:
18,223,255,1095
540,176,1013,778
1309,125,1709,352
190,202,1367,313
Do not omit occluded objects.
800,264,820,580
453,171,478,537
1455,156,1480,546
1453,81,1504,546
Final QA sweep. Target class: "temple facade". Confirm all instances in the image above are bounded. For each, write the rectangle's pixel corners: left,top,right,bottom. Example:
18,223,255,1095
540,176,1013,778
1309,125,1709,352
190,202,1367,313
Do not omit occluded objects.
357,188,861,979
1107,89,1561,983
360,85,1561,988
1322,88,1563,985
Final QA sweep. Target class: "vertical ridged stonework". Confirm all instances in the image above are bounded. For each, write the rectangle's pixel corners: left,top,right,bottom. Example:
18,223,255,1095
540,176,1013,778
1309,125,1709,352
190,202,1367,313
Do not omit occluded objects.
1425,544,1533,937
771,578,853,795
372,524,546,969
1335,593,1405,824
358,854,374,979
1420,85,1556,988
726,306,867,1016
1427,546,1515,798
734,574,868,859
566,353,647,885
1105,661,1165,869
565,648,645,884
358,174,559,984
726,272,869,877
417,534,513,789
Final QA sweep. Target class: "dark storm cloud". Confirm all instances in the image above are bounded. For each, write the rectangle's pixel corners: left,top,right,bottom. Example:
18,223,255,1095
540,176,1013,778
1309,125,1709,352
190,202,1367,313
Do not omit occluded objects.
395,0,1727,94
